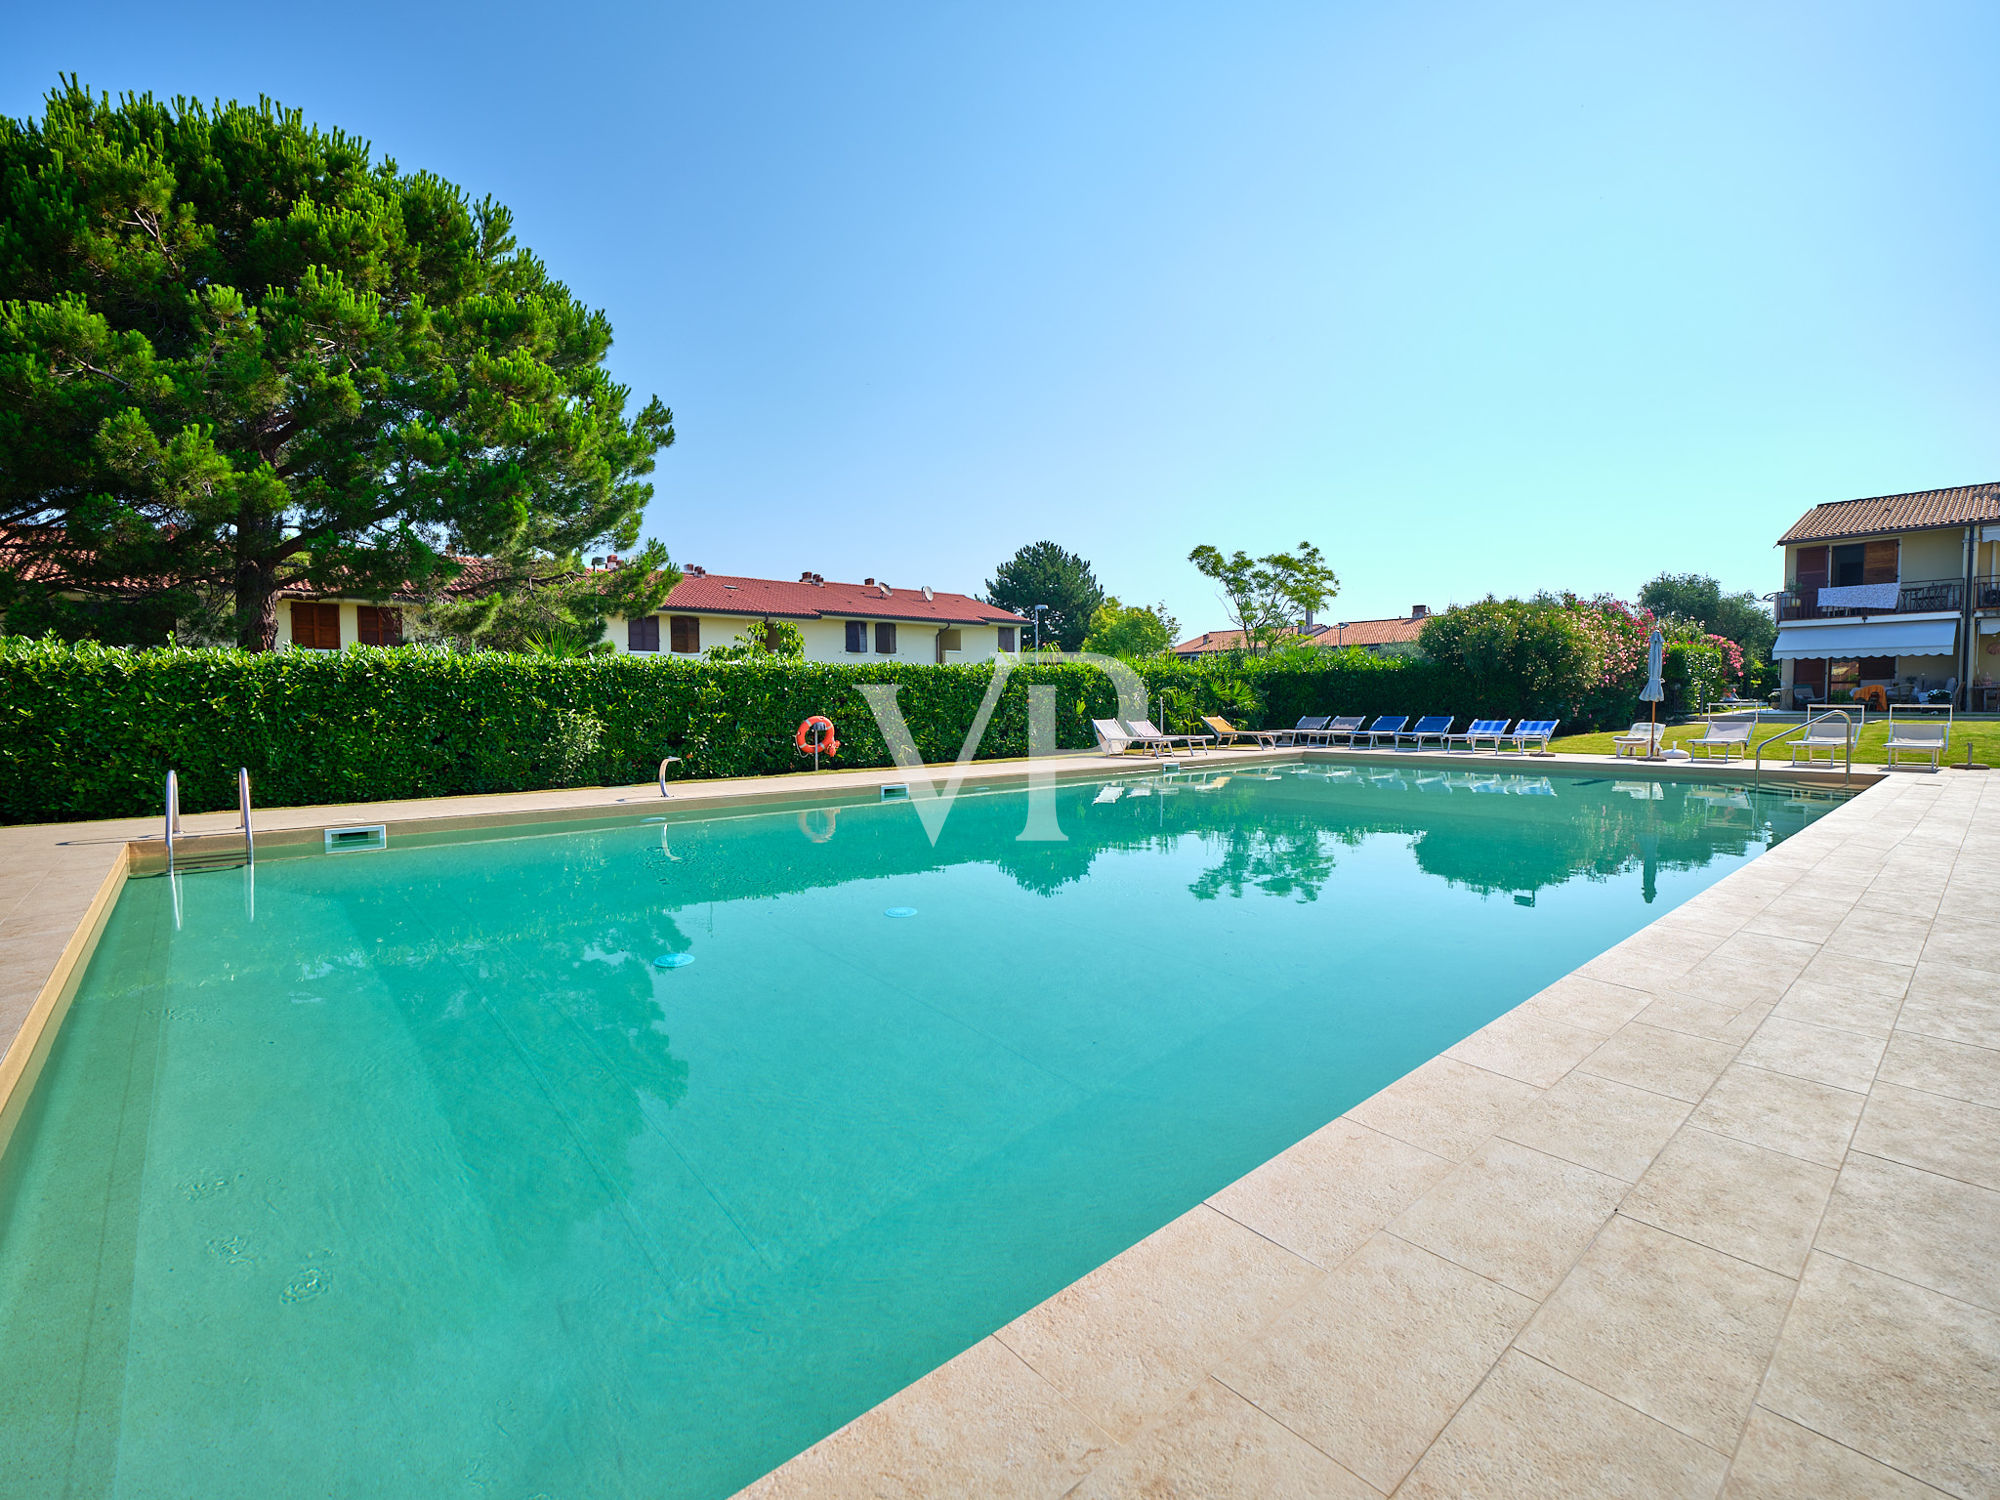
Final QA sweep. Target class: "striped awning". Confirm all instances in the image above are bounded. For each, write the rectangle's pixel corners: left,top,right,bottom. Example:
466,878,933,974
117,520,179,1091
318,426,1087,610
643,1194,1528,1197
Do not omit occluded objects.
1773,618,1958,660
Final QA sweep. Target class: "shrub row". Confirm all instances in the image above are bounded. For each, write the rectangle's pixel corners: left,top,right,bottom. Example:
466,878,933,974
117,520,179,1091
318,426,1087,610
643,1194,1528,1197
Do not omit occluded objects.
0,637,1659,825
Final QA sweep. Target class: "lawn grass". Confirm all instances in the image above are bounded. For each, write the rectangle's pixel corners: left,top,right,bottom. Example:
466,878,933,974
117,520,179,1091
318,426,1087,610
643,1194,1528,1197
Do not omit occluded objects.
1547,718,2000,768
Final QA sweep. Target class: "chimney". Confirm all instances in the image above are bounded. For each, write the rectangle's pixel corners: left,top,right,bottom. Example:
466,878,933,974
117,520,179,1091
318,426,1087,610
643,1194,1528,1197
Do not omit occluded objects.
1411,604,1429,619
800,570,813,582
864,577,875,587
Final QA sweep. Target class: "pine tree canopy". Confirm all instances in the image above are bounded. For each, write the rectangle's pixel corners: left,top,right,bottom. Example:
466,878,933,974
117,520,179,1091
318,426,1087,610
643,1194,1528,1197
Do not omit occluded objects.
0,79,674,647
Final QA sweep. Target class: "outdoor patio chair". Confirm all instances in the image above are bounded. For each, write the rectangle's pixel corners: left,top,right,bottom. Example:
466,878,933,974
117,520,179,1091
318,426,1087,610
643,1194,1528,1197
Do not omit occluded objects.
1884,720,1948,770
1201,715,1288,749
1092,718,1137,756
1612,722,1664,758
1505,719,1560,754
1122,718,1214,756
1788,720,1854,766
1360,715,1409,747
1687,719,1753,761
1444,718,1512,752
1319,715,1368,745
1395,715,1454,749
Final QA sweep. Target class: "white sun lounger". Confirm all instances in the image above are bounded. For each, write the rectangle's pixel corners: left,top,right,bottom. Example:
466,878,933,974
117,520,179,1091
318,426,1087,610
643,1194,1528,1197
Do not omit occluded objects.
1092,718,1136,756
1122,718,1214,756
1884,720,1948,769
1687,720,1753,761
1612,722,1664,758
1789,721,1853,766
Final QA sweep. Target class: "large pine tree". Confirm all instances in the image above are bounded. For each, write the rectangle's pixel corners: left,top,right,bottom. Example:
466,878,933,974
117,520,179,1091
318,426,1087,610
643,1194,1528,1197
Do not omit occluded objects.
0,80,674,647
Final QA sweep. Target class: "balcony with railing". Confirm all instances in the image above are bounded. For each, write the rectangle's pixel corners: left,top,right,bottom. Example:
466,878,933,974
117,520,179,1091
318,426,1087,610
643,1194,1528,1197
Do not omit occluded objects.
1776,577,1963,622
1976,574,2000,611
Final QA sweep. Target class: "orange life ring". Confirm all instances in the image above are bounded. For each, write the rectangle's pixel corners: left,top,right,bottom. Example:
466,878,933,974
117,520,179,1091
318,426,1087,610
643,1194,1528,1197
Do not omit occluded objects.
796,716,840,757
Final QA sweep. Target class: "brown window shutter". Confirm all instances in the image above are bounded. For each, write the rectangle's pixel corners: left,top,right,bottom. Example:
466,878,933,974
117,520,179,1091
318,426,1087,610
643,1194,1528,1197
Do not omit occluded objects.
670,615,700,653
628,615,659,652
1863,539,1899,585
1794,546,1828,590
875,621,895,654
997,626,1015,652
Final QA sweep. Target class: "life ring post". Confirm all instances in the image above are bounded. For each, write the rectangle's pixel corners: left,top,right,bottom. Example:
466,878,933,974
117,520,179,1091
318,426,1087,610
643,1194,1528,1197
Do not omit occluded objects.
795,716,840,770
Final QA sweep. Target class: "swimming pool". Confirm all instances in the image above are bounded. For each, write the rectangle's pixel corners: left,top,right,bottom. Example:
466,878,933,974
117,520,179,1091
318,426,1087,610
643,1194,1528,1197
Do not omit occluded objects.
0,765,1836,1497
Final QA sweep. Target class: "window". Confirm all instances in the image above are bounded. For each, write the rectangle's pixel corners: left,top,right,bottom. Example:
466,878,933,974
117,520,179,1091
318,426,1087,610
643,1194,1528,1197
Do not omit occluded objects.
1831,544,1866,588
874,621,897,654
996,625,1015,652
356,606,403,646
669,615,700,653
291,600,340,650
844,620,867,653
937,628,962,652
628,615,660,652
1830,659,1861,695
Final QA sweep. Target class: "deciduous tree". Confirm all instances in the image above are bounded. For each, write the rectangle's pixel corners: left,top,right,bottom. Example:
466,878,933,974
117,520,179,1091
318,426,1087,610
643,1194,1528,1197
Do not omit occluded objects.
1080,597,1178,658
1187,541,1339,653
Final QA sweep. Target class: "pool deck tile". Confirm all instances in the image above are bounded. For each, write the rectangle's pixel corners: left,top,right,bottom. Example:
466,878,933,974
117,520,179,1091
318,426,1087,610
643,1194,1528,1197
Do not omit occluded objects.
740,769,2000,1497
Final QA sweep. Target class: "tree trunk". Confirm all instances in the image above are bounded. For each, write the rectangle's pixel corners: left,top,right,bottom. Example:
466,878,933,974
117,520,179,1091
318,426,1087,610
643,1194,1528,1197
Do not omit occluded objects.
236,559,279,651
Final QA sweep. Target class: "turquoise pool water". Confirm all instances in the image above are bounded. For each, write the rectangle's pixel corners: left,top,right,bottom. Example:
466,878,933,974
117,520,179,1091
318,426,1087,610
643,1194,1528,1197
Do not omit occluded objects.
0,766,1835,1497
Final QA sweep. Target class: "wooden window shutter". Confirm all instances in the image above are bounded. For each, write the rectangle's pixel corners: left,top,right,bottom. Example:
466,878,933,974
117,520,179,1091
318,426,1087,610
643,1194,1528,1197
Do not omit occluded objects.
357,606,404,646
670,615,700,653
628,615,659,651
875,621,896,654
845,620,866,653
1863,539,1899,585
997,626,1015,652
294,600,339,649
1794,546,1828,590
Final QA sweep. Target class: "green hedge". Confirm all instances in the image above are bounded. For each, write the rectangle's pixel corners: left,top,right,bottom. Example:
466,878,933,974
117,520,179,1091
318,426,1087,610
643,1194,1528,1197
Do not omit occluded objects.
0,638,1515,824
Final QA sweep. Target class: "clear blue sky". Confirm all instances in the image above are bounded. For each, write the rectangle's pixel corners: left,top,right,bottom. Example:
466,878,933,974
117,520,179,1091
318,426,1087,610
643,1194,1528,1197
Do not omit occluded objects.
7,3,1998,635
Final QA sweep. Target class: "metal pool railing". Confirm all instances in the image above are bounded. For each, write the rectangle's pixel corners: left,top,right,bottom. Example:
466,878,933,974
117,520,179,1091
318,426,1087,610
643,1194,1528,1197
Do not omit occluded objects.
1752,708,1854,791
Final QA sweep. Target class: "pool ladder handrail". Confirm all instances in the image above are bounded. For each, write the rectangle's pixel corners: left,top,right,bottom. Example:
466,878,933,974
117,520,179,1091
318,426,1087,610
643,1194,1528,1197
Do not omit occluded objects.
238,767,255,865
164,769,183,872
1751,708,1854,791
163,768,256,873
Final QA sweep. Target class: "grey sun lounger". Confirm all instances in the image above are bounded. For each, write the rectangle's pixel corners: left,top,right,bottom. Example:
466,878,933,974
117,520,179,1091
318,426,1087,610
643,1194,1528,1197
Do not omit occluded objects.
1281,716,1331,745
1396,715,1454,749
1318,716,1367,746
1445,718,1512,752
1360,715,1408,748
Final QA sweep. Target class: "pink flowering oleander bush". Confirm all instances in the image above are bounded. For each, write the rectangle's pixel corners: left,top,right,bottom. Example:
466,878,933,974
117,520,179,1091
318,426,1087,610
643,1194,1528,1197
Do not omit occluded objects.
1421,594,1736,732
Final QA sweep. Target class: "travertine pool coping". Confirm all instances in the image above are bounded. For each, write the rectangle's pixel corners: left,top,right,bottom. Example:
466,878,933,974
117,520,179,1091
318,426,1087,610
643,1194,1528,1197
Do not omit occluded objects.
8,747,1972,1500
738,766,2000,1499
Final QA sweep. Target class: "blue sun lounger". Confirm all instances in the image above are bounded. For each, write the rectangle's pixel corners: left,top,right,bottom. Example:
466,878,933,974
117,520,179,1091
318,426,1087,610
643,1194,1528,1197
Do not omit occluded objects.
1396,715,1454,749
1361,715,1408,748
1504,719,1560,754
1445,718,1512,752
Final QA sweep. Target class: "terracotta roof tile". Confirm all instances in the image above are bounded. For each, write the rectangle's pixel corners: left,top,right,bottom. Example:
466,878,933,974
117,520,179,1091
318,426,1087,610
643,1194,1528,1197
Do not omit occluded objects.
1777,483,2000,545
1172,614,1429,655
659,571,1023,626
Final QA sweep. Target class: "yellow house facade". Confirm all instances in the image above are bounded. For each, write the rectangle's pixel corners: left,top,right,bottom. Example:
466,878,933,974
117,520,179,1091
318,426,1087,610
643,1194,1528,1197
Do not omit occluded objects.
1773,483,2000,710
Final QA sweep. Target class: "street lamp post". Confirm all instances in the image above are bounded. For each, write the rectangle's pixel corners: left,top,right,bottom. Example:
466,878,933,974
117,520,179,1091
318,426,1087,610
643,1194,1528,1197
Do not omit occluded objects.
1336,622,1350,648
1032,604,1048,652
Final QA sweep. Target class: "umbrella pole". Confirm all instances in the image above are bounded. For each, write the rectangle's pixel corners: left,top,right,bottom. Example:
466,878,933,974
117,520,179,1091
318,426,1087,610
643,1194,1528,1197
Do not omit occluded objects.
1650,697,1657,759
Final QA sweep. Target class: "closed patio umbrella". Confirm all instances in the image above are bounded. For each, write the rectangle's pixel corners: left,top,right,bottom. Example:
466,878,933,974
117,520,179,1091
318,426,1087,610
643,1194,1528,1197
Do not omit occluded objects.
1640,627,1665,758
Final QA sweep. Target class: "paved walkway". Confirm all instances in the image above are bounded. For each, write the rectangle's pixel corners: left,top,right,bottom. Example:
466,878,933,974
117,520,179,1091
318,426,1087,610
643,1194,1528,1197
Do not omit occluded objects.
742,770,1999,1498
